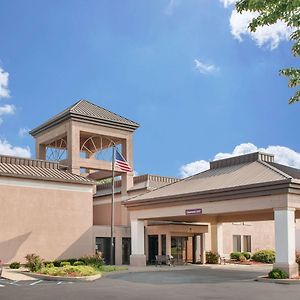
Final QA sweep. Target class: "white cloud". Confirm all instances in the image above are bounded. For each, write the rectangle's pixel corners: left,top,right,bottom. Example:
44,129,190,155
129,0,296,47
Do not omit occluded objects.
0,139,31,158
165,0,180,16
230,10,292,50
18,127,30,137
0,67,10,98
219,0,292,49
219,0,236,8
0,104,15,115
179,142,300,177
194,59,219,75
180,160,210,178
0,104,16,124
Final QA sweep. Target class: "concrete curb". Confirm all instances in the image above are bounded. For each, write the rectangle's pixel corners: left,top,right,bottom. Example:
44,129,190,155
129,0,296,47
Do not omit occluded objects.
255,276,300,285
23,272,102,282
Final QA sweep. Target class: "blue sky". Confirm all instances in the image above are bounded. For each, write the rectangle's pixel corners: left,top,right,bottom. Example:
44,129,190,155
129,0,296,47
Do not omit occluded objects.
0,0,299,177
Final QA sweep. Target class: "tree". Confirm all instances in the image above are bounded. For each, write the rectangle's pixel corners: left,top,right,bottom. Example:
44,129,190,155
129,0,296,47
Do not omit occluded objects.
236,0,300,104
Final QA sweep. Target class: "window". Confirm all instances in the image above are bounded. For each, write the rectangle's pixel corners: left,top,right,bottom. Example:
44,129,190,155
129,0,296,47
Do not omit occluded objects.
233,235,241,252
243,235,252,252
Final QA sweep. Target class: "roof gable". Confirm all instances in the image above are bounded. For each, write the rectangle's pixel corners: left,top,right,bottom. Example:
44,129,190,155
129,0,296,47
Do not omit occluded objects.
30,99,139,136
126,160,291,203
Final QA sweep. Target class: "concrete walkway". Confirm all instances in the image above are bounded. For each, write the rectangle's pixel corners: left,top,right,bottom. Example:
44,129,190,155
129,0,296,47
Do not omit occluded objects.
1,267,36,281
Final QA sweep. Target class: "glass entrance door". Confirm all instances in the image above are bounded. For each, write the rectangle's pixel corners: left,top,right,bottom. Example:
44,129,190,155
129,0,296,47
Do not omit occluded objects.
171,237,187,264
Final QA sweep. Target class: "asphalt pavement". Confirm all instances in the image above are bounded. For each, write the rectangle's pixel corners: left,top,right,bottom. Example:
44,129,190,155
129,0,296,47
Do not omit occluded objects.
1,266,300,300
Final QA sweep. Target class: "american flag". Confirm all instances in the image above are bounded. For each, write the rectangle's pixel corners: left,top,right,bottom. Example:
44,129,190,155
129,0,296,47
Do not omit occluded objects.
115,149,132,172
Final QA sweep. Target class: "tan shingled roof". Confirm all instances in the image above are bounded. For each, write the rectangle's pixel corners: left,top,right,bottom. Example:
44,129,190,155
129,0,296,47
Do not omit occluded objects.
126,160,292,203
30,99,139,136
0,155,94,185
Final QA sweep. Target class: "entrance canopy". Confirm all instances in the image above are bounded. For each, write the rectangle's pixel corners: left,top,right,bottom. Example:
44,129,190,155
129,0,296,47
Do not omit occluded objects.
124,152,300,278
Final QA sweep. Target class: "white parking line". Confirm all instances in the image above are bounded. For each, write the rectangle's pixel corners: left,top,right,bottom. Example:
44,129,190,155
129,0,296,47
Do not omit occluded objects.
9,280,19,286
0,284,5,287
30,280,43,286
57,281,62,285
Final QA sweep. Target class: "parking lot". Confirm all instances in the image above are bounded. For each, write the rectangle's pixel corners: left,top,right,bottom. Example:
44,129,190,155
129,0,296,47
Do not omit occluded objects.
1,265,300,300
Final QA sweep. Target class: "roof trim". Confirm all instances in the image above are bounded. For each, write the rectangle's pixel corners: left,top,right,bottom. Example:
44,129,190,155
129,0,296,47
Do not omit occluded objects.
0,171,95,185
123,179,294,209
30,99,140,136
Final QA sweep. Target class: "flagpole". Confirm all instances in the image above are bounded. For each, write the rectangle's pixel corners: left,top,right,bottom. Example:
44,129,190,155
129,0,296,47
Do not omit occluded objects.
110,144,115,265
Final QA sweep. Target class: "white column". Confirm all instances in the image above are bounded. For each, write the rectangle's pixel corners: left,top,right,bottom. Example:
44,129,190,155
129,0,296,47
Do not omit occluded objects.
130,219,146,266
158,234,162,256
200,233,206,264
115,237,122,265
273,208,298,278
166,233,171,256
194,235,200,263
211,223,223,256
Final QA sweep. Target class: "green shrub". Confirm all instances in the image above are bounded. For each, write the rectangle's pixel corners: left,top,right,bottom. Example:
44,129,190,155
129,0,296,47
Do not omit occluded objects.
9,262,21,269
46,262,54,268
39,265,99,277
206,251,220,264
79,253,104,268
98,265,128,272
230,252,242,261
25,254,44,272
268,268,288,279
239,255,246,262
242,252,251,260
73,261,85,266
53,260,62,267
252,250,275,264
60,261,71,267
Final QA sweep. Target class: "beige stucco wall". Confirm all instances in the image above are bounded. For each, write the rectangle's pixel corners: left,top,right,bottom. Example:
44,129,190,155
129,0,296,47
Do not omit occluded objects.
0,176,94,264
222,221,275,255
93,189,144,227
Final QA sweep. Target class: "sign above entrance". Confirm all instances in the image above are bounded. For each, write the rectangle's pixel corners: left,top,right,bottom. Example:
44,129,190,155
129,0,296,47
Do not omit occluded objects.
185,208,202,215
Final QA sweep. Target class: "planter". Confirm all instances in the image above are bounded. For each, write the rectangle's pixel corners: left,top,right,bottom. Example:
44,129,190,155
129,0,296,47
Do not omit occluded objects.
23,271,101,282
256,276,300,285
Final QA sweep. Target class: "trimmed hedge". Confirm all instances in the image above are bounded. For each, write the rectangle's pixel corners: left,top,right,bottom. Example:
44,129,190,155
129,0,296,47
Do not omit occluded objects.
206,251,220,264
73,261,85,266
230,252,242,260
252,250,275,263
230,252,250,261
9,262,21,269
268,268,287,279
242,252,251,260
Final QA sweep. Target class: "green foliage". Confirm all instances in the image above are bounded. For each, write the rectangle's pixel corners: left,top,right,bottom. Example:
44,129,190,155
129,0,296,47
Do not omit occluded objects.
230,252,242,260
60,261,71,267
236,0,300,103
230,252,250,261
9,262,21,269
25,254,44,272
39,265,99,277
73,261,85,266
239,254,246,262
46,262,54,268
252,250,275,263
296,251,300,265
242,252,251,260
97,265,128,272
206,251,220,264
268,268,288,279
79,253,104,269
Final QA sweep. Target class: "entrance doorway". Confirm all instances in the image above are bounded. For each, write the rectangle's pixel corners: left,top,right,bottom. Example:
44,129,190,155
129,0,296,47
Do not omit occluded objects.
122,238,131,265
96,237,115,265
148,235,158,264
171,237,187,264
